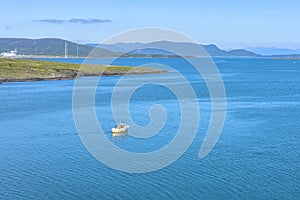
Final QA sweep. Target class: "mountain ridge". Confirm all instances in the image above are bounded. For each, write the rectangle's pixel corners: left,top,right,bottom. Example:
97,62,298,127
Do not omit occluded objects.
0,38,259,57
88,40,259,57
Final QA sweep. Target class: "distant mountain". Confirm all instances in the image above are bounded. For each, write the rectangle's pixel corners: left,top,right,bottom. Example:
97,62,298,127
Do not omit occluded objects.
246,47,300,56
88,41,259,57
0,38,118,57
0,38,259,57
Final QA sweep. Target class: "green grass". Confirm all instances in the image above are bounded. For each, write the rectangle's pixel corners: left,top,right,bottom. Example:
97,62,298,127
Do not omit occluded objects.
0,58,164,82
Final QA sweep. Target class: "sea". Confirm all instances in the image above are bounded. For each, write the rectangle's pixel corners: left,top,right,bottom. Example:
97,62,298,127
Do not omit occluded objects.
0,57,299,199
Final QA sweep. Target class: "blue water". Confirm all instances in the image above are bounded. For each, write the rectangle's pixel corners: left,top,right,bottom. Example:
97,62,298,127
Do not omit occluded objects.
1,58,299,199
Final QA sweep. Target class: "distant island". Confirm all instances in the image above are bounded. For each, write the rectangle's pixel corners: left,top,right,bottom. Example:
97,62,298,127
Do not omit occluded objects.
245,47,300,56
0,38,259,58
0,58,165,83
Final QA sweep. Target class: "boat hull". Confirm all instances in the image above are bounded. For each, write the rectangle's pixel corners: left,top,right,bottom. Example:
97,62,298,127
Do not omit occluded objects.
111,125,129,133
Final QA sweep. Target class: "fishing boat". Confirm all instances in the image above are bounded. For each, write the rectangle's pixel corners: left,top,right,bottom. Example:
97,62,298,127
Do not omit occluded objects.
112,123,129,133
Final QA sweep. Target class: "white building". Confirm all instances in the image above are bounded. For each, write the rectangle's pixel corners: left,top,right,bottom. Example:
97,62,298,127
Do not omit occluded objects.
1,49,17,57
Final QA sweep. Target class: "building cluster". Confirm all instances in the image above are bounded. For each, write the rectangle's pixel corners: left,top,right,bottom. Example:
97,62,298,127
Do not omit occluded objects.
0,49,18,57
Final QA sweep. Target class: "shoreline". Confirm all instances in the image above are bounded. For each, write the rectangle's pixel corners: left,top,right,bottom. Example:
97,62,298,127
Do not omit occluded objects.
0,70,166,84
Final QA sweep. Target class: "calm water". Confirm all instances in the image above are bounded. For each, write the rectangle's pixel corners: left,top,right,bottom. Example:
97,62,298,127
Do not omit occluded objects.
1,58,299,199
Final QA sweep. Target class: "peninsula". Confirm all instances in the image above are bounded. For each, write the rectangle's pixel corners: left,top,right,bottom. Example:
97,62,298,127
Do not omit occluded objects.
0,58,165,83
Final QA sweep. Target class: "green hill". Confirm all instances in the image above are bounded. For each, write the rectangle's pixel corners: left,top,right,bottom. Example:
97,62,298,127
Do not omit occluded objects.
0,38,120,57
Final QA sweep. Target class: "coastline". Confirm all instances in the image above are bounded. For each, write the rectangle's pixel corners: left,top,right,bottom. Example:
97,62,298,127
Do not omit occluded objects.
0,70,166,83
0,58,166,84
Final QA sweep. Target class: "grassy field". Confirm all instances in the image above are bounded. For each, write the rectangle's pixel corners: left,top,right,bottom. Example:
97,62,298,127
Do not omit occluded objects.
0,58,165,82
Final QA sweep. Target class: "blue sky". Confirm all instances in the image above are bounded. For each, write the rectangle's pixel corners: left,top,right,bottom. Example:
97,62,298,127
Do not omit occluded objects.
1,0,299,49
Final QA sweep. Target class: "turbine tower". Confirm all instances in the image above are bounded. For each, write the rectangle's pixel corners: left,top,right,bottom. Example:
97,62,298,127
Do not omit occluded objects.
64,42,68,58
77,42,79,57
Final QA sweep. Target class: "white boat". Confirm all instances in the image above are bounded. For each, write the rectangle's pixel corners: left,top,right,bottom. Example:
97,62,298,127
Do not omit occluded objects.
112,123,129,133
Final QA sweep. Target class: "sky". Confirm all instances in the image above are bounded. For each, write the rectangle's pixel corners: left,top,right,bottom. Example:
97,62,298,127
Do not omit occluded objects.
1,0,300,49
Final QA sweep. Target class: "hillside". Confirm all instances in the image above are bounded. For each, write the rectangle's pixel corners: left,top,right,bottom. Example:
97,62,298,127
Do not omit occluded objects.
0,38,119,57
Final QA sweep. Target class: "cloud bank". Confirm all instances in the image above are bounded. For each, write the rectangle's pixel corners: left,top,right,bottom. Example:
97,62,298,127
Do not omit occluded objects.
34,18,111,24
